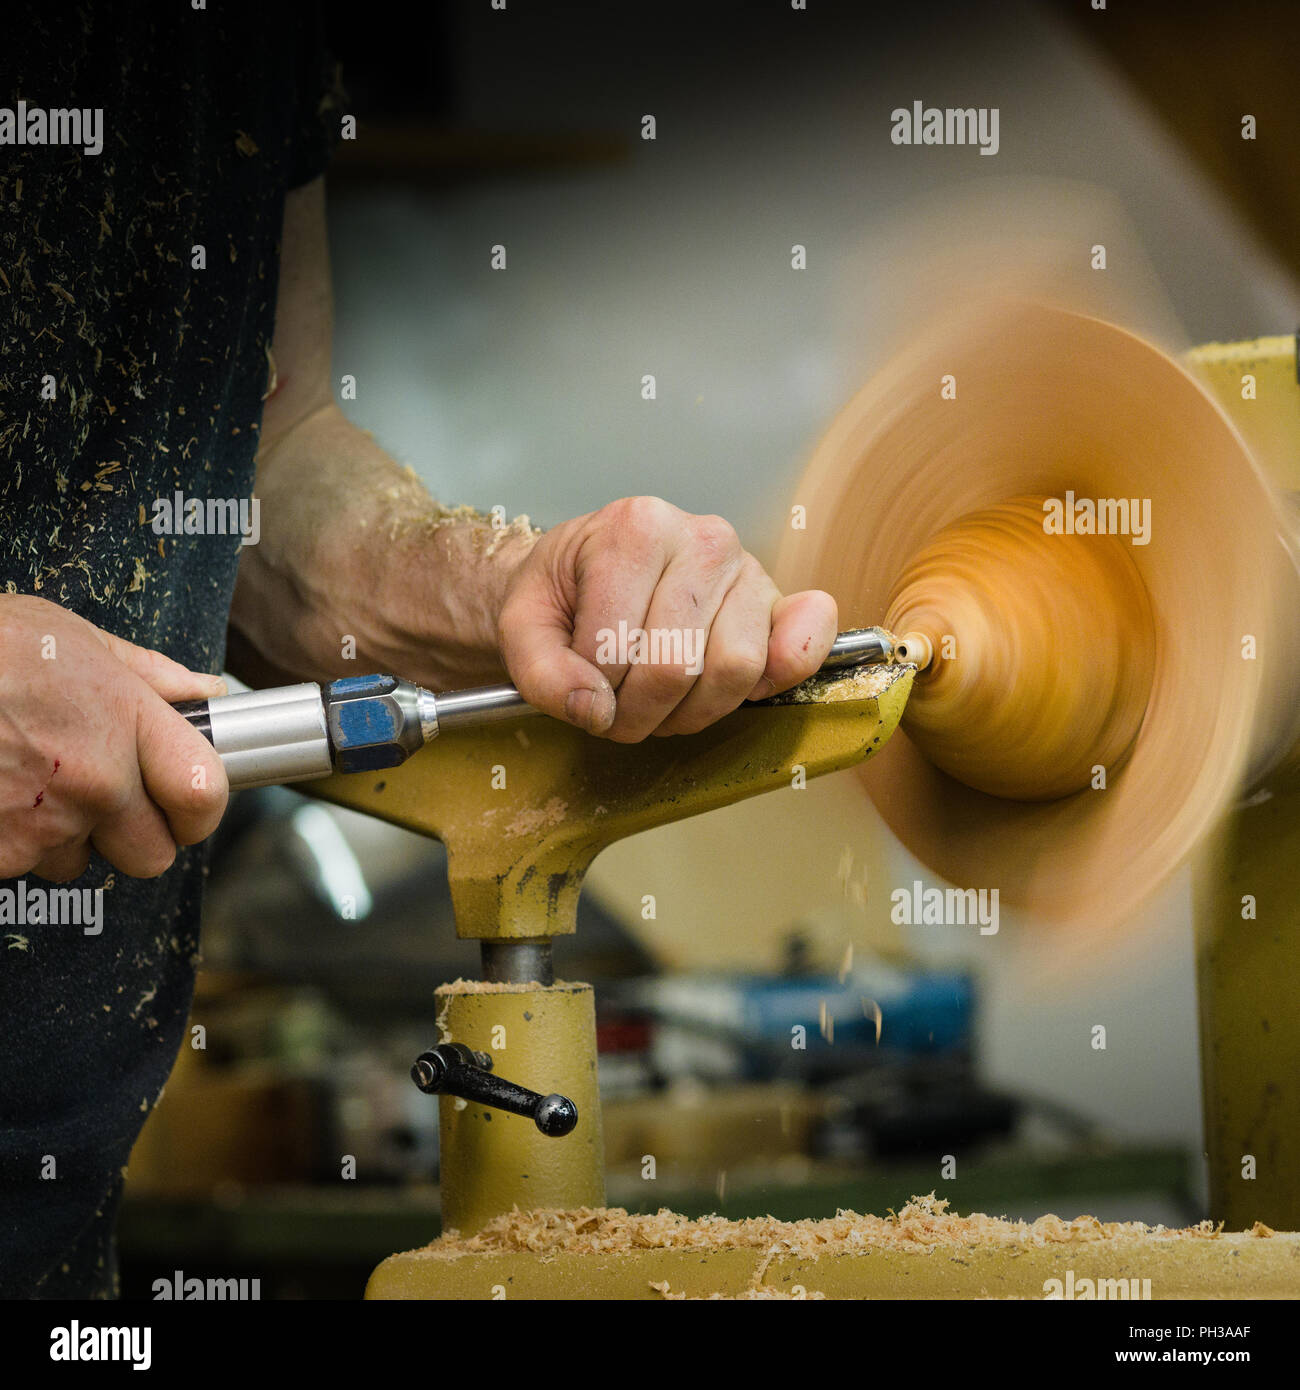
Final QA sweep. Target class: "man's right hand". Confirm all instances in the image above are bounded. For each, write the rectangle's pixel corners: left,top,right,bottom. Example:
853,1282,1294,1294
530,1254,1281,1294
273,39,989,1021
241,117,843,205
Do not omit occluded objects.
0,595,229,882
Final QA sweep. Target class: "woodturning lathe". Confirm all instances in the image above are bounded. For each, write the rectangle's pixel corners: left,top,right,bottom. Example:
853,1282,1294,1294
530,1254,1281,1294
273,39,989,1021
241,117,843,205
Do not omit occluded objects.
302,300,1300,1297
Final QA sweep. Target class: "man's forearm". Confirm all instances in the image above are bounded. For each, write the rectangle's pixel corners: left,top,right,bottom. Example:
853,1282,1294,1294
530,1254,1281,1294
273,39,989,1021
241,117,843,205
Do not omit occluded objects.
229,403,539,691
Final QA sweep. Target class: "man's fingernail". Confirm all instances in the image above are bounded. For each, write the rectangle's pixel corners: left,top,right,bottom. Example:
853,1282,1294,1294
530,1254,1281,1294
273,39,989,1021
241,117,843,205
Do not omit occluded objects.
565,688,593,727
751,676,776,701
205,674,228,696
566,686,615,733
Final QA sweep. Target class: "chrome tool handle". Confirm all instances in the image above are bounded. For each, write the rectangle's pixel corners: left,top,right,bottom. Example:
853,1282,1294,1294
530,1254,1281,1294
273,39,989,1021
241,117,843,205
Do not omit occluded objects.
173,682,332,788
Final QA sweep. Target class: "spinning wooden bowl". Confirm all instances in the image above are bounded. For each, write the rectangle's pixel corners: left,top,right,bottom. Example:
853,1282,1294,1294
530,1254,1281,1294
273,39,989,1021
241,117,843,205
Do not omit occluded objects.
777,301,1299,923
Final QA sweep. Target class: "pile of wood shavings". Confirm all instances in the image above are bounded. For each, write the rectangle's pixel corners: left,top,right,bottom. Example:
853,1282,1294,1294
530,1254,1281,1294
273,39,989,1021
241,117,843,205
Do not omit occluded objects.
427,1194,1227,1260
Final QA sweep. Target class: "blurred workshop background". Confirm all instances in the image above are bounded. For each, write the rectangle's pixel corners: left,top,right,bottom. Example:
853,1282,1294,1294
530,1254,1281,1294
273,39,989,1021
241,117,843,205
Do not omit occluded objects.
120,0,1298,1296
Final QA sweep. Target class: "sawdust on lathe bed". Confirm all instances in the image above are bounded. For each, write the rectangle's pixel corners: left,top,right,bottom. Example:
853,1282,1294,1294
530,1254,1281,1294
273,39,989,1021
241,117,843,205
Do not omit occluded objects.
433,978,581,1042
503,796,569,838
436,977,577,996
422,1193,1234,1261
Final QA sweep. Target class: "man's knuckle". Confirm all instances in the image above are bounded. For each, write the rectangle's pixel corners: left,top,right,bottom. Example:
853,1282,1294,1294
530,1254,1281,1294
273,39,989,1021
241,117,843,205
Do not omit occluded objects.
615,495,673,539
638,665,694,701
86,774,131,817
35,825,80,854
691,515,740,557
712,646,767,692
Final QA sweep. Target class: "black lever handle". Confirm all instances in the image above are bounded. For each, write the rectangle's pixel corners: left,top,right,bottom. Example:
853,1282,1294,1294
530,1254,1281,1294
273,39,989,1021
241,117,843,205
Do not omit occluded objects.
410,1043,578,1137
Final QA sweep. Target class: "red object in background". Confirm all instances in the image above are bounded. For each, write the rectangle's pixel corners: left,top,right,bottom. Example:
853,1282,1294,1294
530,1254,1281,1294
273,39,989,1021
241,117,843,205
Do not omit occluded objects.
596,1014,653,1054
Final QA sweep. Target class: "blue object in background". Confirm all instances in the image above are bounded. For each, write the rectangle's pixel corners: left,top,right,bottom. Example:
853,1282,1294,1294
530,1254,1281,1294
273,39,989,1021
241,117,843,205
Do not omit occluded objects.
731,971,973,1055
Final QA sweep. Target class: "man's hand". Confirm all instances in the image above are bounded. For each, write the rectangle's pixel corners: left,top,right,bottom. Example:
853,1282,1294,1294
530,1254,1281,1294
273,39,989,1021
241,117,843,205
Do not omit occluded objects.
234,180,837,741
0,595,229,881
498,497,837,740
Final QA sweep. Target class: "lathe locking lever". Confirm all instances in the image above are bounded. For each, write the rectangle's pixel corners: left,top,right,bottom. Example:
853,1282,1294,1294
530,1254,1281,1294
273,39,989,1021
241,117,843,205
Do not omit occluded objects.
410,1043,578,1137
